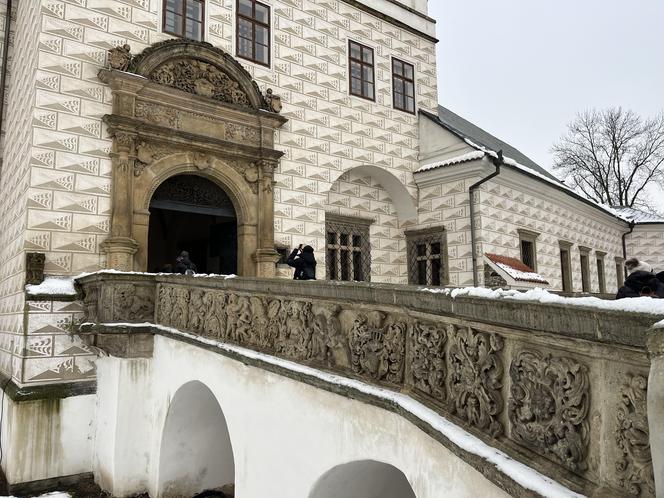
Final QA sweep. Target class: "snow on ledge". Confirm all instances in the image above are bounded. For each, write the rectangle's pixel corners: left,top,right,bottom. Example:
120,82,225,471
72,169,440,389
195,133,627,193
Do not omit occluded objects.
422,286,664,315
26,277,76,296
95,321,584,498
74,269,237,279
0,493,72,498
416,151,486,173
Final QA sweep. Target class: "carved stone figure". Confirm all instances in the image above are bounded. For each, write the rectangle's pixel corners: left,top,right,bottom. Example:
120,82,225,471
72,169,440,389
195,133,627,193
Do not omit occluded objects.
170,287,190,330
108,44,131,71
264,88,282,113
82,285,99,324
188,289,206,334
509,350,590,472
409,321,447,401
158,285,174,326
448,326,503,437
149,59,251,107
113,284,153,322
309,304,341,363
615,375,654,496
266,299,284,349
250,297,268,347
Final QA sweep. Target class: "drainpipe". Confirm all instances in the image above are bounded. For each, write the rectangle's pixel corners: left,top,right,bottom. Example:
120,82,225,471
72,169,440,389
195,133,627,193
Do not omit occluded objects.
0,0,13,173
469,150,503,287
621,219,635,279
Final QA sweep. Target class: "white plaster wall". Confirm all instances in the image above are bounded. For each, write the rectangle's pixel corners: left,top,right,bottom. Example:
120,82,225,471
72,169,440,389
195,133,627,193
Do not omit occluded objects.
93,335,510,498
2,394,95,484
626,224,664,273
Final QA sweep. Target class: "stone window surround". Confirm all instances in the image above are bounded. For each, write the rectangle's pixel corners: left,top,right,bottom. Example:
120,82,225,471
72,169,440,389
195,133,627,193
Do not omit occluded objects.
559,240,573,293
404,226,449,286
595,251,607,294
325,213,373,282
615,256,625,287
578,245,591,293
162,0,206,41
517,228,539,272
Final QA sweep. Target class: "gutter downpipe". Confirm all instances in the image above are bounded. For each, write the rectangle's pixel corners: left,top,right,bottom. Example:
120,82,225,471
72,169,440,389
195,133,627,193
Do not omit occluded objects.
469,150,503,287
621,219,636,279
0,0,12,174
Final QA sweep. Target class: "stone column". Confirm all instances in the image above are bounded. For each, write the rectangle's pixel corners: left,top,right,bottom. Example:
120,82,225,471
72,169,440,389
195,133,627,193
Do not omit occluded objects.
101,131,139,270
253,159,280,277
646,325,664,497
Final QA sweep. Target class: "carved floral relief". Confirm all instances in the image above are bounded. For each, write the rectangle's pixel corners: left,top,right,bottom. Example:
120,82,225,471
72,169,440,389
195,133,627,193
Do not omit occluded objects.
615,375,655,497
509,350,590,472
448,326,504,437
409,321,447,401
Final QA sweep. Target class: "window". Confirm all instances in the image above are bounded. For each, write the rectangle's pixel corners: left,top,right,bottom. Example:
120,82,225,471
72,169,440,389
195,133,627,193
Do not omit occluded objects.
349,41,375,101
163,0,205,41
406,228,448,286
596,252,606,293
517,229,539,271
325,214,371,282
615,257,625,287
392,58,415,113
559,242,572,292
236,0,270,66
579,246,591,293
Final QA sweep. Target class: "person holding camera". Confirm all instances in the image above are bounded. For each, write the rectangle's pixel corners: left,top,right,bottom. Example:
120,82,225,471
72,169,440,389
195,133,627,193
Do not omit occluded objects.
286,244,317,280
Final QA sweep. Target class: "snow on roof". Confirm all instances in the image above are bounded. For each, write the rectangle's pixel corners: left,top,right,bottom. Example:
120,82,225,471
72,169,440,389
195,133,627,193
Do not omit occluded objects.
485,253,549,285
416,151,486,173
606,206,664,223
25,277,77,296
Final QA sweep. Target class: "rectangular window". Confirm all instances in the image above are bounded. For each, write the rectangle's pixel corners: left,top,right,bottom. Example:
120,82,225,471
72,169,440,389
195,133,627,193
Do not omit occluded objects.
596,256,606,294
615,257,625,287
518,229,539,271
579,247,591,293
163,0,205,41
392,58,415,113
349,41,375,101
406,228,448,286
559,242,572,292
236,0,270,66
325,214,371,282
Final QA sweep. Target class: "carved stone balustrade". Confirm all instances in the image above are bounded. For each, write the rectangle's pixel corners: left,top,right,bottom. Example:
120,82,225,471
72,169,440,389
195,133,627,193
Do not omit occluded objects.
76,272,664,498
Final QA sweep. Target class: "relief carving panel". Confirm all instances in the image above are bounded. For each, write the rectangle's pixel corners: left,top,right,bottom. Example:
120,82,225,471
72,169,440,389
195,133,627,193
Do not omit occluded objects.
408,321,447,401
509,350,590,472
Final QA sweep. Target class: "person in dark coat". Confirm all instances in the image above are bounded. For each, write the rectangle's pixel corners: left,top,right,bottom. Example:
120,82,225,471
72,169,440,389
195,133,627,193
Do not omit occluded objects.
286,244,316,280
174,250,197,275
616,258,664,298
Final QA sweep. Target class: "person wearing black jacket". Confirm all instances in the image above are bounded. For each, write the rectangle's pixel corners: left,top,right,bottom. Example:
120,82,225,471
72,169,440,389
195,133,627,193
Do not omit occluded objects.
616,269,664,298
286,244,316,280
174,250,197,275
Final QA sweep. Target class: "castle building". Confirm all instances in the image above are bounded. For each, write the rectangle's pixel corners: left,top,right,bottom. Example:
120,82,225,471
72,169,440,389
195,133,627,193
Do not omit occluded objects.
0,0,661,493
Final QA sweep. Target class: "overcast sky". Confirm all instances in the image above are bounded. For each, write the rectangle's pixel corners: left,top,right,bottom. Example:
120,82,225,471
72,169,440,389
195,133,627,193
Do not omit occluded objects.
429,0,664,209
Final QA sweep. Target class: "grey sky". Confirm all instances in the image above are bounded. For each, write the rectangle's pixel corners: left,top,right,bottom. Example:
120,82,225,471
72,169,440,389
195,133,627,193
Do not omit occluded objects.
429,0,664,208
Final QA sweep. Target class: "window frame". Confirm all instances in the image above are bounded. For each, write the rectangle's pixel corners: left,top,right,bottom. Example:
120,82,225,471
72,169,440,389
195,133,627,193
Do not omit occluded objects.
579,246,591,293
236,0,271,67
325,213,372,282
559,241,573,293
596,251,606,294
615,256,625,287
405,227,448,286
162,0,206,41
348,40,376,102
391,57,416,114
517,228,539,272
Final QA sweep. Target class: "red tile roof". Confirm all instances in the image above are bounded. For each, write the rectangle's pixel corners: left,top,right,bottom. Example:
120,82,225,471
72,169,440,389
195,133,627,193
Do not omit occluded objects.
485,253,549,285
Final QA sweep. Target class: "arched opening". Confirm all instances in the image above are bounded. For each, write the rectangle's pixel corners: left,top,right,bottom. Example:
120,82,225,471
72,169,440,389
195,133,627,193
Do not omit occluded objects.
148,174,237,274
158,381,235,498
309,460,416,498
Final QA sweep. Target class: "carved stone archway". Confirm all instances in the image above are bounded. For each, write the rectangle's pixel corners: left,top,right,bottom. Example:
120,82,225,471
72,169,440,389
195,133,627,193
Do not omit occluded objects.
99,40,287,276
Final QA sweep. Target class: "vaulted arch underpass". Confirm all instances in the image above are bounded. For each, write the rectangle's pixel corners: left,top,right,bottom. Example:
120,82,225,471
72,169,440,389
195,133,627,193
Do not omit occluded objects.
77,272,662,498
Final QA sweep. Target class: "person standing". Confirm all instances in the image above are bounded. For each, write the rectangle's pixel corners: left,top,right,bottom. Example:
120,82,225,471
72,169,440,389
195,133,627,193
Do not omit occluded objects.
174,250,197,275
287,244,317,280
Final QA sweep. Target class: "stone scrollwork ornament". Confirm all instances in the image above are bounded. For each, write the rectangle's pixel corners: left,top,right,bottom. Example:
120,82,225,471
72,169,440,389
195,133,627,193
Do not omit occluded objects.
108,44,131,71
409,321,447,401
509,350,590,472
615,375,655,497
448,326,504,436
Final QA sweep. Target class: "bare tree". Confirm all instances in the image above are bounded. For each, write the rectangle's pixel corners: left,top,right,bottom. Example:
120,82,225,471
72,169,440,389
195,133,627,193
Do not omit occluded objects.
552,108,664,210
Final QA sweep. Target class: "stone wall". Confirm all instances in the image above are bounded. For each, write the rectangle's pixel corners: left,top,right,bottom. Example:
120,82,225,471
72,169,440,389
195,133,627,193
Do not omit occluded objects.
77,272,662,497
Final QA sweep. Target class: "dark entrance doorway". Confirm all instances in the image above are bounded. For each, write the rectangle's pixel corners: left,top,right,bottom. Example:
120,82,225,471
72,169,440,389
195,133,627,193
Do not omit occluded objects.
148,175,237,274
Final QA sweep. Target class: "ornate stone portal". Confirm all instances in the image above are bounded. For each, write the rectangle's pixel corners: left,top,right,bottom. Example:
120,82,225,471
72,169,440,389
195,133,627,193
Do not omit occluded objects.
99,40,287,275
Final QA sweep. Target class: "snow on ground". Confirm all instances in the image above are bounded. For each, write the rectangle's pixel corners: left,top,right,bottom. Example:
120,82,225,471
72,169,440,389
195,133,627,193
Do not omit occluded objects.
0,493,71,498
423,286,664,315
25,277,76,296
93,321,585,498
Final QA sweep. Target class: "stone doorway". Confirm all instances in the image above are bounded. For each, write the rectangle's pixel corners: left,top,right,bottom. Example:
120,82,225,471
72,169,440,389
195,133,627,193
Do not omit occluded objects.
148,175,238,274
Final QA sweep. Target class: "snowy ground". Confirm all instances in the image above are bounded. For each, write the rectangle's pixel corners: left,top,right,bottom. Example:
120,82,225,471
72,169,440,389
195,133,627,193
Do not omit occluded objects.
0,493,71,498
